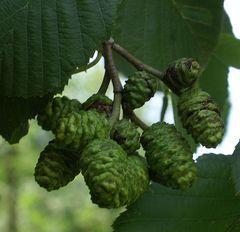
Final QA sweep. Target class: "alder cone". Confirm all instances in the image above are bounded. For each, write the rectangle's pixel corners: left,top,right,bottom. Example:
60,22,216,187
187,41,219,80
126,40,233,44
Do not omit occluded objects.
83,94,113,117
34,140,81,191
53,110,110,151
178,88,224,148
37,96,82,131
141,122,196,190
163,58,202,94
123,71,158,109
80,139,149,208
112,119,140,153
127,154,149,201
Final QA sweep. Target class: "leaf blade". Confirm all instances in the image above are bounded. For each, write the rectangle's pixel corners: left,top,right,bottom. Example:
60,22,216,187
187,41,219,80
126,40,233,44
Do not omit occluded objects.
114,0,224,75
114,154,240,232
0,95,51,144
0,0,121,97
200,33,240,125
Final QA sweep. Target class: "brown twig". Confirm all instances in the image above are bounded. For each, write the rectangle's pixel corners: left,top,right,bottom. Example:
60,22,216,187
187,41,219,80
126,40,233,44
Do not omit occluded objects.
111,42,164,79
129,110,149,131
160,93,169,122
97,70,111,95
104,39,150,131
103,41,122,128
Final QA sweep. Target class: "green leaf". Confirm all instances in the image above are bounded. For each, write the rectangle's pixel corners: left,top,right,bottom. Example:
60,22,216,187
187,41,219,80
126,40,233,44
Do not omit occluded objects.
0,0,121,97
114,0,224,74
114,154,240,232
221,10,233,34
200,33,240,122
209,34,240,69
0,95,51,144
232,141,240,196
190,11,232,125
2,122,29,145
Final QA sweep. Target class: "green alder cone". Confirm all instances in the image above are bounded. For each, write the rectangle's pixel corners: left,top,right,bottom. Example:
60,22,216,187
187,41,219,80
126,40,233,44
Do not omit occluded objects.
37,96,82,131
127,155,150,201
34,140,81,191
111,119,140,153
123,71,158,109
80,139,149,208
53,110,110,151
141,122,196,190
178,88,224,148
163,58,202,95
82,94,113,117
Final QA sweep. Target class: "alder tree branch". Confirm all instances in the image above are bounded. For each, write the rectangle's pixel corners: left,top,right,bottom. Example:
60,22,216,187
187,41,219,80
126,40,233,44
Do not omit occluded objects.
111,42,164,78
128,109,149,131
103,41,122,128
160,94,169,122
97,70,111,95
104,39,150,131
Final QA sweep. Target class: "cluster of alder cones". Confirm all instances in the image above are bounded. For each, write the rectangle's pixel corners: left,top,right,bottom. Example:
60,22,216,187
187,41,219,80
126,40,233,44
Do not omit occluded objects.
34,57,224,209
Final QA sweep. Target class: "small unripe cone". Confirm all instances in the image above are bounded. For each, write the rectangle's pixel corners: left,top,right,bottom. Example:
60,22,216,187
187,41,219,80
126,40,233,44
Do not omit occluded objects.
178,88,224,148
80,139,149,208
53,110,110,151
141,122,196,190
123,71,158,109
83,94,113,117
163,58,202,95
37,96,82,131
112,119,140,153
34,140,81,191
